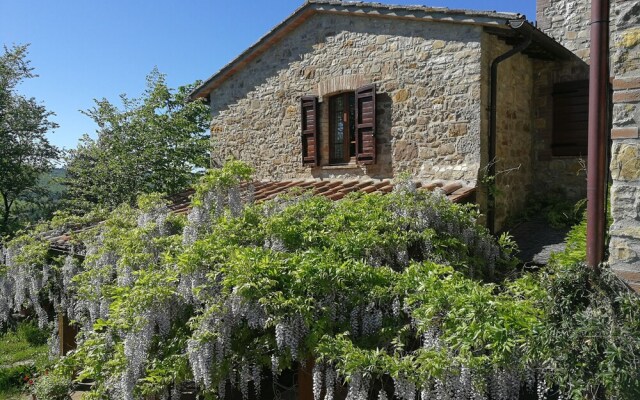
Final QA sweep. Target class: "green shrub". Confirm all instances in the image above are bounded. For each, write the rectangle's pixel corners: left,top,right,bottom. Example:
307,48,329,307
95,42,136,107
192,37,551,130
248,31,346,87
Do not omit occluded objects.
17,321,49,346
534,261,640,399
31,373,72,400
0,364,35,392
516,191,586,229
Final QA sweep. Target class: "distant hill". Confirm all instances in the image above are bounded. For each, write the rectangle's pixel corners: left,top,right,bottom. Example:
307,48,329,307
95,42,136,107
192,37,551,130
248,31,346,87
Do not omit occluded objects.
39,167,66,195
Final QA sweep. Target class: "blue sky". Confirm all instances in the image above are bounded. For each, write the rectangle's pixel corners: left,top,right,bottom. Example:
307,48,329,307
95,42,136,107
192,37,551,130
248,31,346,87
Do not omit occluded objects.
1,0,536,151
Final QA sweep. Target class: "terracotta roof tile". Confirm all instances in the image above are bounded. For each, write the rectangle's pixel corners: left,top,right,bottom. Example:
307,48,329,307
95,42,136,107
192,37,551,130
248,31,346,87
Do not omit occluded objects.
441,181,463,195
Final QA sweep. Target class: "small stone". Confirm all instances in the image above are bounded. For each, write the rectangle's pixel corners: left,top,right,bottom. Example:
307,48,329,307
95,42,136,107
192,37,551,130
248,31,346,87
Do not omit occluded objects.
303,67,316,79
610,238,638,262
437,143,455,156
448,123,468,137
415,87,428,97
393,89,410,102
394,140,418,159
619,28,640,49
612,144,640,180
432,40,446,49
619,226,640,239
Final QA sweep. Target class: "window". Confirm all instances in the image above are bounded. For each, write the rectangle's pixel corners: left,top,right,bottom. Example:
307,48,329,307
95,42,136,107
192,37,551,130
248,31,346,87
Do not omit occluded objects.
552,80,588,157
300,84,376,166
329,92,356,164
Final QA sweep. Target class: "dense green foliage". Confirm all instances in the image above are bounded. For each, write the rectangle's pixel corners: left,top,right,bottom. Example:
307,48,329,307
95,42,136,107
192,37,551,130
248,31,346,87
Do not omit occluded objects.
0,44,60,236
530,217,640,399
0,363,35,392
31,372,72,400
1,162,639,400
515,191,587,229
63,68,210,213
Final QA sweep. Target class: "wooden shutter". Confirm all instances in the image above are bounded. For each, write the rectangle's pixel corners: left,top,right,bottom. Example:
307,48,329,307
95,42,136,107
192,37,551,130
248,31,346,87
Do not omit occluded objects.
355,84,376,164
552,80,588,156
301,96,319,166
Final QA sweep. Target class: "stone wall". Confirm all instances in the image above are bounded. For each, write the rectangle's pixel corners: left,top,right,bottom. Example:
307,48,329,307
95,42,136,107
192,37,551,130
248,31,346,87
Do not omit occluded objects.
535,0,591,204
609,0,640,291
531,59,589,201
479,35,535,232
208,13,484,183
537,0,591,62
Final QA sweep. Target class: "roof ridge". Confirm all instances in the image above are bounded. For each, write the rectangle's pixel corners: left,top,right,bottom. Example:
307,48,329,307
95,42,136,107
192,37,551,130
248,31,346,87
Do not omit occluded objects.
189,1,524,101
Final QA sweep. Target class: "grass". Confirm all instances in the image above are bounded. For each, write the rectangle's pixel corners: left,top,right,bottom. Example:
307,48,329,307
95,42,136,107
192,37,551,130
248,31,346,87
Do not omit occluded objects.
0,322,49,399
0,326,48,367
1,387,29,399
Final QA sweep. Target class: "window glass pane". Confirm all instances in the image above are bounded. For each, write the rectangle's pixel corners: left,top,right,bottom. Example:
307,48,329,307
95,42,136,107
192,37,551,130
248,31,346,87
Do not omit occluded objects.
349,93,355,157
332,95,344,160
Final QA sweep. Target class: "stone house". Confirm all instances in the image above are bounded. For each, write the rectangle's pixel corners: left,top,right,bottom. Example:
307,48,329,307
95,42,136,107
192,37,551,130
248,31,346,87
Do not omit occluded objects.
189,0,589,234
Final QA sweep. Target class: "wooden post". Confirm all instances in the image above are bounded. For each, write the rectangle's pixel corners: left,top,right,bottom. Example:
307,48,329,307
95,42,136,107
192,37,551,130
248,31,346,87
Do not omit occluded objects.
298,359,314,400
57,313,77,355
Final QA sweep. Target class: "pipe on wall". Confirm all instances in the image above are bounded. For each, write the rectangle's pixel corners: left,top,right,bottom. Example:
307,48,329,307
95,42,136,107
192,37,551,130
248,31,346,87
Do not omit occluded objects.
586,0,610,267
487,22,532,234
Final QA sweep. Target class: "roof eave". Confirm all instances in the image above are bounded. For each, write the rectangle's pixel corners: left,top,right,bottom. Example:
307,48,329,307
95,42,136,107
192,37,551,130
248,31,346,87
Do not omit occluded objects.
508,19,576,60
189,2,315,101
188,1,523,101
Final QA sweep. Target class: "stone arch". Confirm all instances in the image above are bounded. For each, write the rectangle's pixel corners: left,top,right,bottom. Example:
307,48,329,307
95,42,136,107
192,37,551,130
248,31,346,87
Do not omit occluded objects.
317,74,368,100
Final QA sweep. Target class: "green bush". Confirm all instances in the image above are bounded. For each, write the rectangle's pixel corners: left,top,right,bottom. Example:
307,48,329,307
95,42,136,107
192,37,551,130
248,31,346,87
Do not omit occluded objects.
515,191,586,229
0,364,35,392
17,321,49,346
31,373,72,400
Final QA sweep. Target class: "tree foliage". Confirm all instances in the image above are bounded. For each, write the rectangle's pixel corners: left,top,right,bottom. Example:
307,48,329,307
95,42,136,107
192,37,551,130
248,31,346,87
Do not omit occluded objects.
63,68,210,213
0,44,60,236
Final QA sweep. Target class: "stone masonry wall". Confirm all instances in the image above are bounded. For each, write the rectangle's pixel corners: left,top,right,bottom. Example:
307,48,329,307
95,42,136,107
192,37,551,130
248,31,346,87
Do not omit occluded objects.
480,34,535,232
609,0,640,291
208,13,483,183
531,59,589,201
537,0,591,62
535,0,591,205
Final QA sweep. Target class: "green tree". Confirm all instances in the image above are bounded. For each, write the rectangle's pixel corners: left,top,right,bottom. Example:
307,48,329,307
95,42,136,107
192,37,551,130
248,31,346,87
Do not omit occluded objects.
64,68,210,213
0,44,60,236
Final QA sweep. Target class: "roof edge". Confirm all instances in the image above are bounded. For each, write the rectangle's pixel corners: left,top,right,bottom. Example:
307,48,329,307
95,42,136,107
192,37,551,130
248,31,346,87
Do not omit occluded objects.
188,1,524,101
508,19,577,60
189,1,314,101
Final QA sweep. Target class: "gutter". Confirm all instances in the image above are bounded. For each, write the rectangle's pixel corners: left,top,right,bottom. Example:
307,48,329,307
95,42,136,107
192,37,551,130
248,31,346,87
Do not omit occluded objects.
487,20,533,234
586,0,610,267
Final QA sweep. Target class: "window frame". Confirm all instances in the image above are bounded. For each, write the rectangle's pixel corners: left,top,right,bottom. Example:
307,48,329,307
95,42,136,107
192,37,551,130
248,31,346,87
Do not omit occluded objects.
300,83,376,167
328,91,356,165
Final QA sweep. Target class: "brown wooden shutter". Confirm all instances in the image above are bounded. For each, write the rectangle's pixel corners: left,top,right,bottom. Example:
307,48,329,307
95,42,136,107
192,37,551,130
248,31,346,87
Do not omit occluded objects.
301,96,319,166
355,84,376,164
552,80,588,156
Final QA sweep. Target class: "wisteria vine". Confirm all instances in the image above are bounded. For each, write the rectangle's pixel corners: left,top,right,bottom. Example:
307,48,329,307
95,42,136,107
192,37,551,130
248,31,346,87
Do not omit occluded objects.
1,161,638,400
